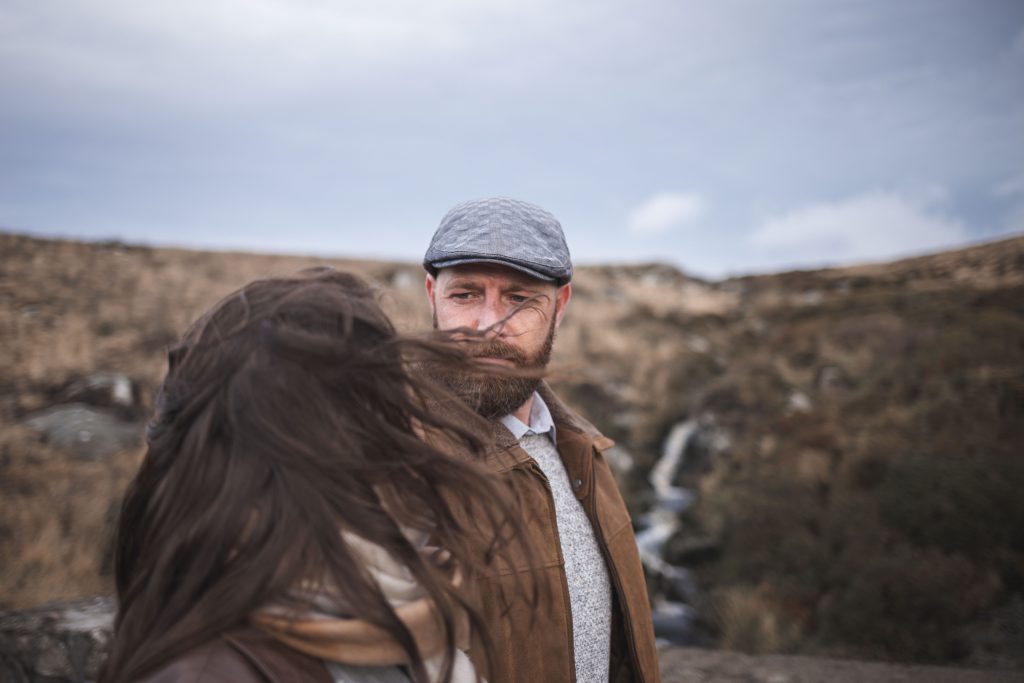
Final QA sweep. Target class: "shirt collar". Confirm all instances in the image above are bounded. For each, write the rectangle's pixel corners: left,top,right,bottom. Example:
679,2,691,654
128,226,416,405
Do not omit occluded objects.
499,391,556,442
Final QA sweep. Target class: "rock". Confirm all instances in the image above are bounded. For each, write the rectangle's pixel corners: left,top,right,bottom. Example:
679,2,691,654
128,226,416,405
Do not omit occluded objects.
604,285,629,302
685,334,712,354
17,372,145,460
0,597,113,683
815,365,851,393
21,404,143,460
57,374,137,413
388,268,420,289
786,391,812,414
796,290,823,306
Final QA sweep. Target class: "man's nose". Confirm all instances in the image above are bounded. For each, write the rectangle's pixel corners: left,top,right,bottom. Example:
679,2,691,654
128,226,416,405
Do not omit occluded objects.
476,298,507,337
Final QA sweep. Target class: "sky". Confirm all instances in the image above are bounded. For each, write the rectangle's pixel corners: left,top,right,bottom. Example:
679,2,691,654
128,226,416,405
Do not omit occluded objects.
1,0,1022,278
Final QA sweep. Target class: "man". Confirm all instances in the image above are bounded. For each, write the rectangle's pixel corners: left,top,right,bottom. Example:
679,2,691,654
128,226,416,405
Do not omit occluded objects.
423,197,661,682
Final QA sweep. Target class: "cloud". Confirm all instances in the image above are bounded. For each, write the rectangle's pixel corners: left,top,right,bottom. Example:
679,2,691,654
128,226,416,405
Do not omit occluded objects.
627,192,705,234
748,190,968,266
0,0,560,113
1013,23,1024,58
992,173,1024,234
1,1,1020,273
993,173,1024,198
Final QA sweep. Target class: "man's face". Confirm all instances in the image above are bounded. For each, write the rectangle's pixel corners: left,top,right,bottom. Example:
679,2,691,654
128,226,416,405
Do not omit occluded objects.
425,263,571,417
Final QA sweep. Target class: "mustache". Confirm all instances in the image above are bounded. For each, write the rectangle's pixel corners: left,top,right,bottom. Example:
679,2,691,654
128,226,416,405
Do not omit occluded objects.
465,339,529,364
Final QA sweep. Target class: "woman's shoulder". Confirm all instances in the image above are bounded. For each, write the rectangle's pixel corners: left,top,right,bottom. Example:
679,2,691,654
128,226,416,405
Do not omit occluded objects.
136,629,332,683
134,639,259,683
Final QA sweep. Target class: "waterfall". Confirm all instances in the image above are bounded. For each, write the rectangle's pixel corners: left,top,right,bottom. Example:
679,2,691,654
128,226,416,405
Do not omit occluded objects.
635,419,705,645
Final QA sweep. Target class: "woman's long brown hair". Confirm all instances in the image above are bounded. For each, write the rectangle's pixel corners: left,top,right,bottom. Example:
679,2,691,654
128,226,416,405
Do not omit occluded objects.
101,269,528,682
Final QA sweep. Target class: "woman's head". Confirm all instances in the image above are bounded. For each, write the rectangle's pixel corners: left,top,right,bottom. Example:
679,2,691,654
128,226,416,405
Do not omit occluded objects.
105,269,522,682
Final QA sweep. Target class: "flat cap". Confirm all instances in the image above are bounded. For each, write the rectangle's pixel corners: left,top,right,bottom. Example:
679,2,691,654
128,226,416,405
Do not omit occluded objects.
423,197,573,284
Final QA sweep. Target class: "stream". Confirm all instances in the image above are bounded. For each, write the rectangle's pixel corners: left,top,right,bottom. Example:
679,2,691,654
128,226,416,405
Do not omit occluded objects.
634,419,708,646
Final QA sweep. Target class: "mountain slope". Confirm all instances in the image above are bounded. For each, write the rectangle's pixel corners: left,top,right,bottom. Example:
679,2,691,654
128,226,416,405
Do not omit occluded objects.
1,231,1022,668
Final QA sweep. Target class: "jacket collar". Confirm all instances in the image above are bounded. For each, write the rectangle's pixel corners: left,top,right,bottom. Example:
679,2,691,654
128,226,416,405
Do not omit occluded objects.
480,382,615,474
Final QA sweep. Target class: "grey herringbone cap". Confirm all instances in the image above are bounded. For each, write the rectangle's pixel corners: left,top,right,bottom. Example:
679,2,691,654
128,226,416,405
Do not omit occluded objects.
423,197,573,284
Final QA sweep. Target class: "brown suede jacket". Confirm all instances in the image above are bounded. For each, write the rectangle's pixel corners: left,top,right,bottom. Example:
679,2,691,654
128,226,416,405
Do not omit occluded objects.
460,383,661,683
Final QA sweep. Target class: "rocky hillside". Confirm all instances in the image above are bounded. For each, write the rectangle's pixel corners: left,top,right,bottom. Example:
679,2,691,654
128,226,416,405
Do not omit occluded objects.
1,231,1022,672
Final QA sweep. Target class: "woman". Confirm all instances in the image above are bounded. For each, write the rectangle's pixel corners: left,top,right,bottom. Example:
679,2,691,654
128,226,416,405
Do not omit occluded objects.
101,269,527,683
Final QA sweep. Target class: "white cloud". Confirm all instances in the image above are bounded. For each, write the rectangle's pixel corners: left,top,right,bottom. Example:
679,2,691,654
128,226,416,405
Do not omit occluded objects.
993,173,1024,198
748,190,968,265
627,192,705,234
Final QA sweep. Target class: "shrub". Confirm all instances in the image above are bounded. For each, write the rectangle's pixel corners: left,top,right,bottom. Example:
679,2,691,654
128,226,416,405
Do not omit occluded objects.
709,476,830,607
711,585,805,654
816,547,998,661
876,454,1024,557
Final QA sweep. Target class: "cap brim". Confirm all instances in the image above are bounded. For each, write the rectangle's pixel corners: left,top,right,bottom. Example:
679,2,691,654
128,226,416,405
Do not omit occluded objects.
428,257,557,282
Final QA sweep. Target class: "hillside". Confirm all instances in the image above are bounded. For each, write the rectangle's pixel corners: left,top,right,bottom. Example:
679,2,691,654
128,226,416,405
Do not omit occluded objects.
1,231,1023,671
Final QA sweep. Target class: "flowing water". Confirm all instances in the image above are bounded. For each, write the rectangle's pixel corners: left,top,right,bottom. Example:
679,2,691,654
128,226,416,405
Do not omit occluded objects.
634,419,707,645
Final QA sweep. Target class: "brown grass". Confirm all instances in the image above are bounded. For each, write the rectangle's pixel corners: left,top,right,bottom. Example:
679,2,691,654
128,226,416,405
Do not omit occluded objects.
0,426,143,607
712,586,804,655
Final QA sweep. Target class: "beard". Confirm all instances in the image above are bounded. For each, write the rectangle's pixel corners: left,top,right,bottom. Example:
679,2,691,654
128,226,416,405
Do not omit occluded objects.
431,314,556,420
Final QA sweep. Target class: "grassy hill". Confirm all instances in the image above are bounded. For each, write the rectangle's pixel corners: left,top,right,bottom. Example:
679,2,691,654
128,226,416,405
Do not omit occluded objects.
1,231,1022,668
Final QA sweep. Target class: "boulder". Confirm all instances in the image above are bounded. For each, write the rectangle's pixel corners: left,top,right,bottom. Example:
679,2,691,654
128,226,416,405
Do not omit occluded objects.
21,404,142,460
0,598,113,683
57,374,138,415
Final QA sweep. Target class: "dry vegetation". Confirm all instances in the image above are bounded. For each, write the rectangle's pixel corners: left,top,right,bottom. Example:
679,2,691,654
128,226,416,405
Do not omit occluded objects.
2,231,1023,670
0,234,428,608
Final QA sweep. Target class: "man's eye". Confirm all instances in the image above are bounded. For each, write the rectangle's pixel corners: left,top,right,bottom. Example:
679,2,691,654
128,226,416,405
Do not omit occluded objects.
450,292,474,300
509,294,530,304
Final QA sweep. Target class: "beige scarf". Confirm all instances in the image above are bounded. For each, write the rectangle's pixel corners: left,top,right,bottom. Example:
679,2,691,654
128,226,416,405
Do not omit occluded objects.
254,530,480,683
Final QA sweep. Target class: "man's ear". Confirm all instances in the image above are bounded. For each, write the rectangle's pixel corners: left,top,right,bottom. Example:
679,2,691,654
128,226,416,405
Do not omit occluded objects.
554,283,572,328
425,274,437,315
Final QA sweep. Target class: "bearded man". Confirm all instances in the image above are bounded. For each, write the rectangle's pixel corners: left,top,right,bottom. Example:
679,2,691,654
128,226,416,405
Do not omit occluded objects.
423,197,661,683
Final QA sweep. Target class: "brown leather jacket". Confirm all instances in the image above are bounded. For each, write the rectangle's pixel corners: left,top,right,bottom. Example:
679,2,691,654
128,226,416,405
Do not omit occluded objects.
135,629,333,683
463,384,661,683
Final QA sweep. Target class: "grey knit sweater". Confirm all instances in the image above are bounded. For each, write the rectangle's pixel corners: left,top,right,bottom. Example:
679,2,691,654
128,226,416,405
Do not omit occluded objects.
519,431,612,682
